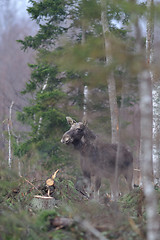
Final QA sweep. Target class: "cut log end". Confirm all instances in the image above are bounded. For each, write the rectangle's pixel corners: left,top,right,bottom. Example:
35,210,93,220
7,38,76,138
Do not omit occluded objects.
46,178,54,186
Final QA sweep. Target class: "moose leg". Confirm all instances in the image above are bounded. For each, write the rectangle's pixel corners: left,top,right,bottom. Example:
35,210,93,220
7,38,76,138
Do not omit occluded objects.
124,166,133,192
82,171,91,198
90,176,101,200
109,176,119,201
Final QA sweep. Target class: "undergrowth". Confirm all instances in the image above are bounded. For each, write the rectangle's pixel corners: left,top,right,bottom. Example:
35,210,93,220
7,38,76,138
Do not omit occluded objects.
0,166,160,240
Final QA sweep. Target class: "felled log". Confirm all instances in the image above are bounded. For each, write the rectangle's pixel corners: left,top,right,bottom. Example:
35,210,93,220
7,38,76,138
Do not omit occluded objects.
46,169,59,196
50,216,108,240
50,217,74,229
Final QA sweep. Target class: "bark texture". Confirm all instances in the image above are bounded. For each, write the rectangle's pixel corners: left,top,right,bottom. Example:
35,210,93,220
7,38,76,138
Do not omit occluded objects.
139,70,159,240
100,0,119,144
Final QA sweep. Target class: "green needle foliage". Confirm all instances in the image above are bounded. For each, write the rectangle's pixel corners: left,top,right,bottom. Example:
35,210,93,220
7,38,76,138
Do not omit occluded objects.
17,0,68,50
15,60,69,167
16,1,75,168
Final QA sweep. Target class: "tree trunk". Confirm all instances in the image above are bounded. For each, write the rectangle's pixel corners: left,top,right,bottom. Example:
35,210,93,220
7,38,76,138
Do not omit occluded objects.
83,85,88,118
37,77,48,134
8,101,14,168
139,70,159,240
146,0,160,185
139,1,160,238
81,23,89,119
146,0,154,65
100,0,119,144
31,195,56,210
152,83,160,186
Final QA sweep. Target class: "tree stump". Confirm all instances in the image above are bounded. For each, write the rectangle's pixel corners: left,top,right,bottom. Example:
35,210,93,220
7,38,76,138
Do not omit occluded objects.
31,195,56,210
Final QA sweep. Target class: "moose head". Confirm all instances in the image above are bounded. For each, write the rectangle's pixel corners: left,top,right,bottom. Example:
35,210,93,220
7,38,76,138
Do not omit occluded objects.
61,117,96,146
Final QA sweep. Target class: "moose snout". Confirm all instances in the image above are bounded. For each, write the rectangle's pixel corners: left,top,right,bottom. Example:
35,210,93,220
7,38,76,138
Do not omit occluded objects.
61,134,72,144
61,138,64,143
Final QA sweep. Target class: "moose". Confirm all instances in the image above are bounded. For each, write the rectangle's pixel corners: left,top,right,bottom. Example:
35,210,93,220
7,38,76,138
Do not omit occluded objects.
61,117,133,201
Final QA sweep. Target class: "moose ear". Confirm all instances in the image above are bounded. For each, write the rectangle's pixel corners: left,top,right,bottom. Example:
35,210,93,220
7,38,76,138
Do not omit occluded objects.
82,116,88,126
66,117,76,126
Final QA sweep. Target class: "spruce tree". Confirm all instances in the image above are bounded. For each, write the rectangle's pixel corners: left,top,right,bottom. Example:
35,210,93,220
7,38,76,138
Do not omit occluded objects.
16,0,72,168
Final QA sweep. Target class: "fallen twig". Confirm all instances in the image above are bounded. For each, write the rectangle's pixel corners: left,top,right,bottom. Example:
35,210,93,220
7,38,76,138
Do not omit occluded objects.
21,177,43,195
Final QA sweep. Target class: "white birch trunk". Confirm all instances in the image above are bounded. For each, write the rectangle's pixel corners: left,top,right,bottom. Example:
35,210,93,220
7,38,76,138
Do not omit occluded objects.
81,24,89,118
8,101,14,168
8,119,12,168
83,85,88,117
146,0,154,65
37,78,48,134
8,101,22,176
140,1,160,237
132,3,159,237
100,0,119,144
152,84,160,186
146,0,160,185
81,23,86,46
139,71,159,240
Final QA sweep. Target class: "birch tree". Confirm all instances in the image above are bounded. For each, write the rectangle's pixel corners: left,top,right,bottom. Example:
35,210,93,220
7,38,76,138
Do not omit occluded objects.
139,1,159,239
139,71,159,240
100,0,119,144
81,22,88,118
8,102,14,168
147,0,160,186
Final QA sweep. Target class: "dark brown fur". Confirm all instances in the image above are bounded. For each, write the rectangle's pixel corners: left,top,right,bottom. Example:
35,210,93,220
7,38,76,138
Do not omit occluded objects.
61,117,133,200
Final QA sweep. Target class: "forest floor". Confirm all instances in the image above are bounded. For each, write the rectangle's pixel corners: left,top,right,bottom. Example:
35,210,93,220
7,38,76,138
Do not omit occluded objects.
0,166,160,240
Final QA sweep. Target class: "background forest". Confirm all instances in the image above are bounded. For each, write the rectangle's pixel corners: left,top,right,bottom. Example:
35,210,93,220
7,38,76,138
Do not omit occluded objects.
0,0,160,240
